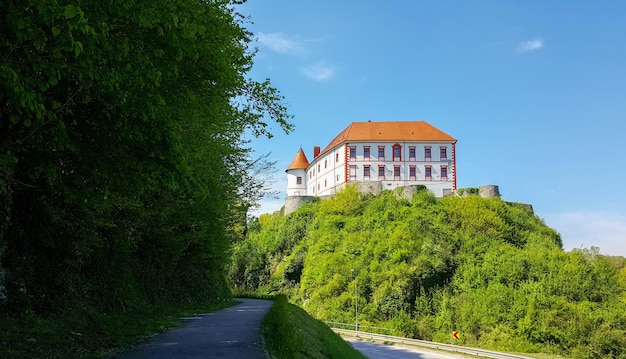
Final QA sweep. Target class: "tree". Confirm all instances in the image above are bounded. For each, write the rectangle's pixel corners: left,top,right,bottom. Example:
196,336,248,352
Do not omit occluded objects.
0,0,291,314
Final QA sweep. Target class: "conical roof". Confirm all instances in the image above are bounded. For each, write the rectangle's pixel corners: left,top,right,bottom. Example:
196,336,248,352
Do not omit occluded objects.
286,148,309,172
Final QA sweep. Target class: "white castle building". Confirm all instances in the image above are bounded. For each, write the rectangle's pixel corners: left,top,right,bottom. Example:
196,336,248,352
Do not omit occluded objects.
284,120,457,214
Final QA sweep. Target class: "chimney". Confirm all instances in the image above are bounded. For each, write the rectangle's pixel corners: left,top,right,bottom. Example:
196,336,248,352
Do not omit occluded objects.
313,146,321,159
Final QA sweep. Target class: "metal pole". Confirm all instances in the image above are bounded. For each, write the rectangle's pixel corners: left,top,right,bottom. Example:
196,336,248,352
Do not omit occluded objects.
352,268,358,331
356,276,358,331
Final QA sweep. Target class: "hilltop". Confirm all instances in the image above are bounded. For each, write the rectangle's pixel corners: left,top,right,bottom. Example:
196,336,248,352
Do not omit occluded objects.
230,185,626,359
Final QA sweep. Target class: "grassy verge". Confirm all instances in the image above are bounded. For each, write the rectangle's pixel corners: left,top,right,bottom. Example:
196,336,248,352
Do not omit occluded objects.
261,295,366,359
0,300,237,359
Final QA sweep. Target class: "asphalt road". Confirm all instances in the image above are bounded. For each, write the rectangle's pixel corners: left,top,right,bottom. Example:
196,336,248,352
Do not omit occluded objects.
115,298,274,359
346,338,468,359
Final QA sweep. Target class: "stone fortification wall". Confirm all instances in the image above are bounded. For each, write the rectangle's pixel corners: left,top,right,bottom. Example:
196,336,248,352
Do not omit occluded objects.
455,185,500,198
479,185,500,198
395,185,423,201
285,182,424,214
284,195,315,215
284,183,526,215
356,181,384,195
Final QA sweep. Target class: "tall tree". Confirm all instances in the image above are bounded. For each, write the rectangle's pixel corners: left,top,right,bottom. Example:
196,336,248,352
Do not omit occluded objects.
0,0,291,313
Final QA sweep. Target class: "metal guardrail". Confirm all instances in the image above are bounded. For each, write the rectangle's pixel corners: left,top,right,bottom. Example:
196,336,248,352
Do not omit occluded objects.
325,321,395,335
333,328,534,359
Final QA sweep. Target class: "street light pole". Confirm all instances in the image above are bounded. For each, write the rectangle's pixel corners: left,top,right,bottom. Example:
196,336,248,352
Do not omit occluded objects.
351,268,358,331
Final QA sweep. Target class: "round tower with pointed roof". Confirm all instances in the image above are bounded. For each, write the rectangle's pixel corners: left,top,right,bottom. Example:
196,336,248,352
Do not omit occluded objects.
285,148,309,196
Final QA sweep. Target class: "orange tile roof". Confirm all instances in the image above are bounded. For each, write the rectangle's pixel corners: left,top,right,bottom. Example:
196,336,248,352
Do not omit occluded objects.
320,121,456,155
286,148,310,172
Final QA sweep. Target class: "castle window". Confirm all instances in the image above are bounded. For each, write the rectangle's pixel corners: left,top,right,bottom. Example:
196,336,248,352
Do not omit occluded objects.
409,165,416,180
324,159,327,169
318,164,321,172
336,153,339,162
424,147,432,161
349,165,357,181
441,165,448,179
440,147,448,160
364,146,370,160
378,146,385,160
364,165,371,178
378,165,385,179
349,146,357,160
409,146,416,161
393,144,402,161
297,176,302,185
394,165,401,180
324,179,327,187
425,165,432,180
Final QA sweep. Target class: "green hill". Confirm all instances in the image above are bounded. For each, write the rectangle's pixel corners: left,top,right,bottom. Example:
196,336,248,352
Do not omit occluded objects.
230,185,626,359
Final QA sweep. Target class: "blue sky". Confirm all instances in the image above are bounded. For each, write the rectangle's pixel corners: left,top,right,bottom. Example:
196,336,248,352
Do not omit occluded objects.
238,1,626,256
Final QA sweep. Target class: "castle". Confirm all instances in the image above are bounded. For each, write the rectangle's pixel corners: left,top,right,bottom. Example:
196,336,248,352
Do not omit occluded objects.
284,120,458,214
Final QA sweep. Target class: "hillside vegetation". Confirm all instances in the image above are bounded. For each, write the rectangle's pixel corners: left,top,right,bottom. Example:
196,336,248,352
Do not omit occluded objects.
230,185,626,359
262,295,366,359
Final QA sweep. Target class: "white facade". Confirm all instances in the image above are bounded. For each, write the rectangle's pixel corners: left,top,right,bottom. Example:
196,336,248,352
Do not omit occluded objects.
301,141,456,198
286,121,457,201
286,168,307,196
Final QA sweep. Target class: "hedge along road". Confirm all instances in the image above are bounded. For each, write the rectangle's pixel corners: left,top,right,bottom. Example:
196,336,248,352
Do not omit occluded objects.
115,298,274,359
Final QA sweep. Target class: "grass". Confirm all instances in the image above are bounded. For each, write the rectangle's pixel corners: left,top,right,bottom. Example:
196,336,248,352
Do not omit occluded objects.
0,299,237,358
261,295,366,359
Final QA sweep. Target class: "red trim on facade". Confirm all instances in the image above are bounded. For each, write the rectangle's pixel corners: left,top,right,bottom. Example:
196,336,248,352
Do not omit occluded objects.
425,165,432,180
349,165,357,181
392,143,402,161
393,165,401,180
440,146,447,160
349,146,357,160
440,165,448,180
424,146,432,161
345,144,350,182
452,142,457,190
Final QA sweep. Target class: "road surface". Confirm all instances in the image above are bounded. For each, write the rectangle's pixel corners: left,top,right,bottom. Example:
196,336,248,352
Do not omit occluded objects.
115,298,273,359
346,338,469,359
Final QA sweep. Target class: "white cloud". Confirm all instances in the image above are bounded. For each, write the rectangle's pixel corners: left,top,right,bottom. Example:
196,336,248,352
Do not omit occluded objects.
257,32,303,54
516,39,543,53
300,61,336,81
544,211,626,256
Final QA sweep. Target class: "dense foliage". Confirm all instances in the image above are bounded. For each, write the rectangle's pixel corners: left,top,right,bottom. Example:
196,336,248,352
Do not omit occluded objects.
0,0,291,317
231,186,626,358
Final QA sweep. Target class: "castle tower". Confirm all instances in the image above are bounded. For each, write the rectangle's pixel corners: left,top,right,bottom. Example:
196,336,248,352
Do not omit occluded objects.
285,148,309,196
